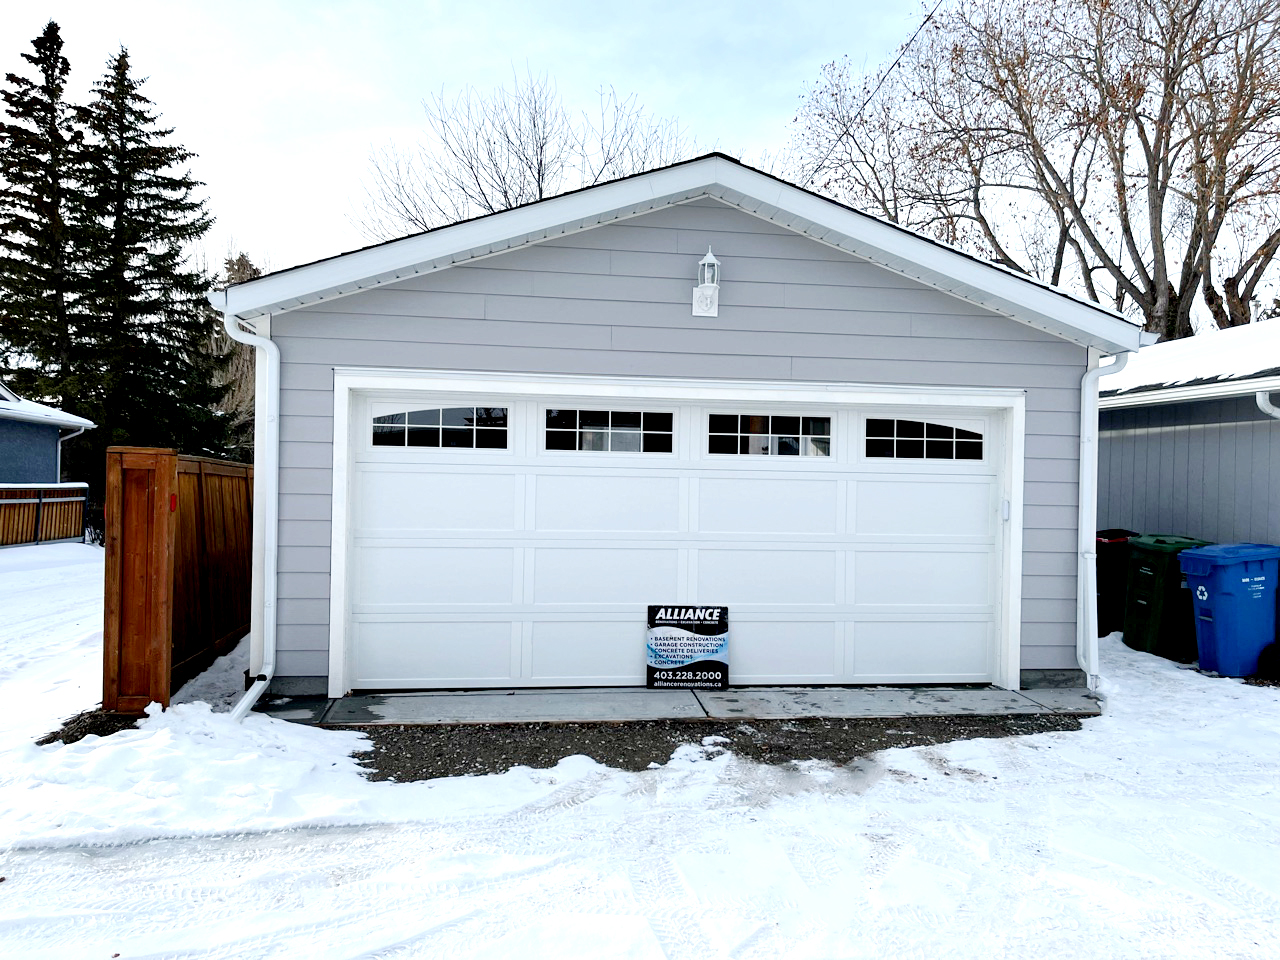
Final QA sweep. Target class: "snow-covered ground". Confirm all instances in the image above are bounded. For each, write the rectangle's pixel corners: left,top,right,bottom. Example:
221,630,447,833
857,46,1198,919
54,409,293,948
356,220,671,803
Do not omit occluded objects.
2,543,1280,958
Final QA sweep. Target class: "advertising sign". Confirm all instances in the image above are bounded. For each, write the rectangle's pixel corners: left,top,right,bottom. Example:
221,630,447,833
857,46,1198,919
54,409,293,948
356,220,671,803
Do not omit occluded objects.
646,605,728,689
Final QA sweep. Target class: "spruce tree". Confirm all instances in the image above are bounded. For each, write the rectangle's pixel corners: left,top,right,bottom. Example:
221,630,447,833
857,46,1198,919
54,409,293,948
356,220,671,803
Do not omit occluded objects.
66,47,227,488
0,21,86,410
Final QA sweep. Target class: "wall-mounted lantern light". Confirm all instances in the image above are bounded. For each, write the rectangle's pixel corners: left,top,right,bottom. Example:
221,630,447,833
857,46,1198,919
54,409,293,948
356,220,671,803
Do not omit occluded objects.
692,246,721,317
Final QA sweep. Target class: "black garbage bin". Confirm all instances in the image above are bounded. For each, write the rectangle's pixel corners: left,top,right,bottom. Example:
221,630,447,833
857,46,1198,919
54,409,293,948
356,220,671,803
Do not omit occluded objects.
1122,534,1212,662
1097,529,1139,636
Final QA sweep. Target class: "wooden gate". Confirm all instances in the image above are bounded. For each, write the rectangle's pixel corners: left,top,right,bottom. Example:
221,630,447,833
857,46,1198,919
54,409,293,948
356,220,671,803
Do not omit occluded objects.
0,483,88,546
102,447,253,713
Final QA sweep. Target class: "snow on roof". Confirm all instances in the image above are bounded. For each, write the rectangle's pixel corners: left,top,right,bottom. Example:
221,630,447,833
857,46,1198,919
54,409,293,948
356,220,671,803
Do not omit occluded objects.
0,383,96,430
1100,320,1280,399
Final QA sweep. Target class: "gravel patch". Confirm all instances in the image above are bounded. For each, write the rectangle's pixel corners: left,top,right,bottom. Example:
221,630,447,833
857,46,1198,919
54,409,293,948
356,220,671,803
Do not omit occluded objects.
335,714,1083,782
34,708,1085,780
37,709,139,746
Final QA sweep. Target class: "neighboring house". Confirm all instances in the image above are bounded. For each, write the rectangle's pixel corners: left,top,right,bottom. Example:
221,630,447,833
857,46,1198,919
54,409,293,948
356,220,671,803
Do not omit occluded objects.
0,381,96,484
1098,321,1280,545
210,154,1141,701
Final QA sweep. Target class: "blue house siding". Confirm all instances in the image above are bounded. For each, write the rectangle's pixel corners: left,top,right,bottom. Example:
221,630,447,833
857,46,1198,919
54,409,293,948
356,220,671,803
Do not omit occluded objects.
0,419,60,483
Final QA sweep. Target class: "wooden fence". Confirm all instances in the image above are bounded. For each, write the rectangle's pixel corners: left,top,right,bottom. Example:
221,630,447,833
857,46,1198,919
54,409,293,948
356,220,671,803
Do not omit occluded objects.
103,447,253,714
0,483,88,547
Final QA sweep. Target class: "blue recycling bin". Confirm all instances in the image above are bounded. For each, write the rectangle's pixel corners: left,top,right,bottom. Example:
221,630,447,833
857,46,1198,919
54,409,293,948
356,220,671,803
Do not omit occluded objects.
1178,544,1280,677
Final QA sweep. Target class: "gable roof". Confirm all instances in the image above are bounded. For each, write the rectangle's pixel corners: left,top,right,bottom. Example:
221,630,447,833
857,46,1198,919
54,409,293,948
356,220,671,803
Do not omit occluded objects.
0,381,96,430
211,153,1142,354
1099,320,1280,408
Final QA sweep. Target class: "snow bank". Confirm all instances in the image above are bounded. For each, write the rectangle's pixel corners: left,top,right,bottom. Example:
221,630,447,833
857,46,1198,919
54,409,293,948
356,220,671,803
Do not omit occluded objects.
4,548,1280,956
0,702,618,847
0,543,105,745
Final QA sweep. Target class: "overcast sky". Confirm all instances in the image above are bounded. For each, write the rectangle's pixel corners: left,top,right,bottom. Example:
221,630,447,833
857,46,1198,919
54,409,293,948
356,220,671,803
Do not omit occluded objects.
3,1,925,273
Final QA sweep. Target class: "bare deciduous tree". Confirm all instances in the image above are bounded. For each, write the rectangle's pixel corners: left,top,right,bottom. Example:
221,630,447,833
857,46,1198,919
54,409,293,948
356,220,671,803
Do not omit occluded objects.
360,71,699,239
794,0,1280,339
210,251,261,457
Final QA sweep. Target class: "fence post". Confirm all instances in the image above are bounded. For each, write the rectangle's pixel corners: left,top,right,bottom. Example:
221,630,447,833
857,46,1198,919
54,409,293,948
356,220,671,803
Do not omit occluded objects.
102,447,179,713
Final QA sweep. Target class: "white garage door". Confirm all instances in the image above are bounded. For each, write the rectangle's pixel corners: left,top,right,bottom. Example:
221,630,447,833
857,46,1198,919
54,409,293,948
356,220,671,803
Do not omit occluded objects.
340,381,1008,689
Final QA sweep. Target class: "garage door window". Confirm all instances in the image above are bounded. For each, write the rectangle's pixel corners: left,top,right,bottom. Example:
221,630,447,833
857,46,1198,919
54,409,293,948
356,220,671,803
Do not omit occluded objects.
545,409,674,453
372,406,508,448
865,419,982,460
707,414,831,456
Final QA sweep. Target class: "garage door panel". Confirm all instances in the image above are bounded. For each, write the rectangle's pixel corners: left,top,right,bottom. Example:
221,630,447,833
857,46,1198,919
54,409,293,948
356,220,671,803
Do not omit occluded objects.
729,620,838,682
353,620,518,684
697,549,837,605
354,545,515,606
530,621,646,682
358,470,520,531
697,478,838,534
346,391,1005,688
534,474,680,532
853,480,994,537
851,550,991,607
852,621,991,681
532,548,680,604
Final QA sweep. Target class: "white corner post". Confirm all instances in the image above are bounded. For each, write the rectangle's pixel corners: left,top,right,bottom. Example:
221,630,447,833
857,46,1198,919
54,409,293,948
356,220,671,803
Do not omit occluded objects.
214,297,282,722
1077,349,1130,689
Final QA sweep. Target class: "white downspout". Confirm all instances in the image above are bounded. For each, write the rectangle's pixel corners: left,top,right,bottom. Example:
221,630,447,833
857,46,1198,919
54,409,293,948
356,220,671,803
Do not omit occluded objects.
1078,349,1130,689
1258,391,1280,421
56,426,86,480
216,299,281,722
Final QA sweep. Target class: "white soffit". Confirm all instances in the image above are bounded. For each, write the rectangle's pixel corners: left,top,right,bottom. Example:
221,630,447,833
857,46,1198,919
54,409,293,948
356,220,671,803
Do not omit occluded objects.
212,155,1142,355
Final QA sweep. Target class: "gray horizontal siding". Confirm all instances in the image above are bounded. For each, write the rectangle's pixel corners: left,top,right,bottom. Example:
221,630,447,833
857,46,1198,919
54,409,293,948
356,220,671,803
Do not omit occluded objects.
275,326,1078,367
276,649,329,676
277,572,330,600
279,546,334,573
267,198,1088,679
1020,641,1078,669
1100,395,1280,544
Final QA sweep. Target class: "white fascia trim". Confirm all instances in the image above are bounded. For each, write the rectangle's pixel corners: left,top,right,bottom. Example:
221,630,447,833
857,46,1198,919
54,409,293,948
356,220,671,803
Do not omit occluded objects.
1100,373,1280,409
220,157,1139,354
326,367,1026,696
222,163,720,320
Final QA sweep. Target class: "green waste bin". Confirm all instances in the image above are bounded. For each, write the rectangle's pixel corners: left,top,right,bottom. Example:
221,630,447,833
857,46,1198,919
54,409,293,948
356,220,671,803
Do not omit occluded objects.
1122,534,1212,663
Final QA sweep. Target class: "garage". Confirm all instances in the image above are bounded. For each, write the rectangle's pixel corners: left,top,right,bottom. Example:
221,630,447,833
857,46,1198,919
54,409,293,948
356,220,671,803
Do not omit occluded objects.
211,153,1144,701
331,371,1023,691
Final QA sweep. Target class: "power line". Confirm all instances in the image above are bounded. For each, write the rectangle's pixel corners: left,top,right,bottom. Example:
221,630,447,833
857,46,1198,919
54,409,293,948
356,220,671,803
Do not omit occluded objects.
803,0,946,186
